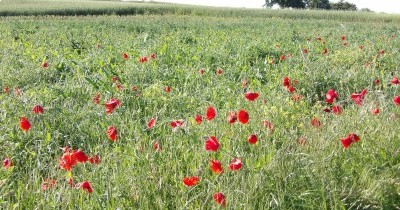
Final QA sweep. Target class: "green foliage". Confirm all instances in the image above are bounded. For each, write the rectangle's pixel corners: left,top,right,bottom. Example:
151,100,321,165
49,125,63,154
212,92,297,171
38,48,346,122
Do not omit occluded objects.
266,0,331,9
266,0,306,8
306,0,331,9
0,3,400,210
330,0,357,11
360,8,373,13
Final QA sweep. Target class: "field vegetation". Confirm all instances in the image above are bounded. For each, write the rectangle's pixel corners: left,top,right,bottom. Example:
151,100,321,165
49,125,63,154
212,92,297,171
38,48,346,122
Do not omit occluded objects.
0,1,399,209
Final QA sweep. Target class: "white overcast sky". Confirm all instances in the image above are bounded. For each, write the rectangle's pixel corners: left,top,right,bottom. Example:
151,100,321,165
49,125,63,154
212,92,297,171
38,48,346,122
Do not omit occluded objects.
152,0,400,14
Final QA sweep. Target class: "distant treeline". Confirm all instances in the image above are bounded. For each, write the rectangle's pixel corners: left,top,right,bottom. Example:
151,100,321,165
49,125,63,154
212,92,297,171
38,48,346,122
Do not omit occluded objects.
265,0,367,11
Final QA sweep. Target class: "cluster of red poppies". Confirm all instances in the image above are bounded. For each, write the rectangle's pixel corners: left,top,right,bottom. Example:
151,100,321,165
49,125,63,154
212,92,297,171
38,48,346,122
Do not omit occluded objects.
58,147,100,193
143,92,262,205
2,34,400,207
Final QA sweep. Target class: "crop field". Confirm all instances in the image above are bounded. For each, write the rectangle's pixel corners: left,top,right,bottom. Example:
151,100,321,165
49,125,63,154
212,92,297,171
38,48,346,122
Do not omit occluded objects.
0,1,400,209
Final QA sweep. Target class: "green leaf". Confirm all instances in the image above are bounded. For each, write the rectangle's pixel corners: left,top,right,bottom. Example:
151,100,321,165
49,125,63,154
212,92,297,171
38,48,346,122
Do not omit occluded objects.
84,76,99,89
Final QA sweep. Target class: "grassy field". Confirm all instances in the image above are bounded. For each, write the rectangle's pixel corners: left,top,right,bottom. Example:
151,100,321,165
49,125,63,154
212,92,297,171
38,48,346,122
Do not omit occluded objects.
1,0,400,22
0,1,400,209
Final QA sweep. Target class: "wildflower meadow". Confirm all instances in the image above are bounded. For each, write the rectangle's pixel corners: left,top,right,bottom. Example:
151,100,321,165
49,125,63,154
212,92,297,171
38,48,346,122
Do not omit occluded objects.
0,1,400,209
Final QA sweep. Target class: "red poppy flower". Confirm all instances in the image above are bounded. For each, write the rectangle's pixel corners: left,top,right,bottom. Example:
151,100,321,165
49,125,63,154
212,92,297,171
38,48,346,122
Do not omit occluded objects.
279,55,286,61
341,136,352,148
326,89,338,104
123,52,129,60
244,91,259,101
237,109,249,124
317,36,322,41
216,68,223,75
72,149,88,163
343,42,348,47
391,76,399,85
213,192,226,206
59,148,89,171
323,107,331,113
3,86,9,94
303,48,308,54
227,112,237,124
349,133,360,142
182,176,199,187
248,134,257,144
199,69,205,74
104,98,121,114
287,86,295,93
332,105,342,115
206,106,216,121
322,48,328,55
139,56,149,63
205,136,219,152
351,89,367,106
229,158,242,171
170,119,184,130
77,181,93,193
153,141,160,151
164,86,171,93
92,93,101,104
393,95,400,106
341,35,346,41
42,62,48,68
310,117,321,128
379,50,385,55
88,155,101,164
147,118,156,129
210,160,223,174
371,108,380,115
107,126,117,142
195,115,202,124
116,83,123,91
3,158,12,169
374,79,380,85
262,120,274,131
150,53,156,59
59,152,77,171
283,77,290,87
341,133,360,148
41,179,57,191
112,76,118,83
32,105,44,114
20,117,31,131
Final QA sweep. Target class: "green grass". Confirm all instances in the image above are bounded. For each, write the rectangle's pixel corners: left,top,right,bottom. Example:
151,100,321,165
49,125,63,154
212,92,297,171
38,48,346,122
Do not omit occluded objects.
1,0,400,23
0,3,400,210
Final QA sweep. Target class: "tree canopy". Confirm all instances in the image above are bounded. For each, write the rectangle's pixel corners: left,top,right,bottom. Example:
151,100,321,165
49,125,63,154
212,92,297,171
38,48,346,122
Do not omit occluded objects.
265,0,306,9
330,0,357,11
265,0,358,11
306,0,331,10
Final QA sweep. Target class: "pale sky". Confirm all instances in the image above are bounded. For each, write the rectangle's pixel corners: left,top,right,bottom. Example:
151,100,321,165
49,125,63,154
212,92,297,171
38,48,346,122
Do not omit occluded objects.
153,0,400,14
